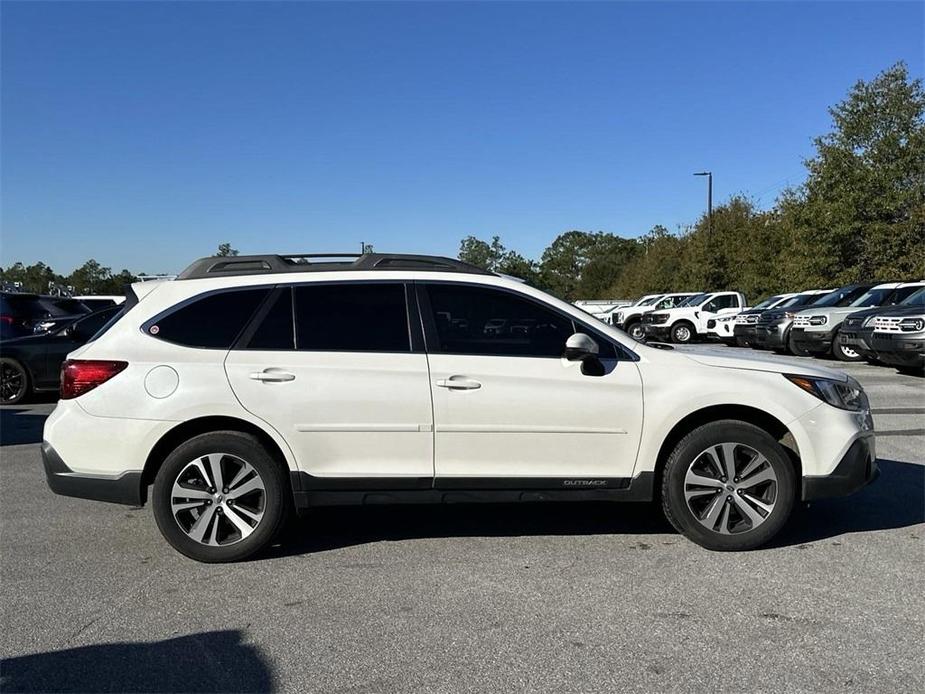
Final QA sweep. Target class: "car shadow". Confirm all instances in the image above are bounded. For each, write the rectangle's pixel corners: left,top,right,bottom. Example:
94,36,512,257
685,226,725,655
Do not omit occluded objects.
0,407,50,446
0,630,273,693
266,459,923,558
773,458,924,546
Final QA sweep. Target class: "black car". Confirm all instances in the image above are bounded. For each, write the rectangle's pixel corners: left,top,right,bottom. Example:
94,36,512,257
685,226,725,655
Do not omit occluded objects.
0,305,120,404
836,284,925,362
0,293,91,339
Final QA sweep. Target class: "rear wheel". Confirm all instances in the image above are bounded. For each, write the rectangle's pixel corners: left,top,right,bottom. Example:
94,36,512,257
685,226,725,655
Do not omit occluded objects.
670,321,695,344
152,431,289,563
0,358,30,405
661,420,795,551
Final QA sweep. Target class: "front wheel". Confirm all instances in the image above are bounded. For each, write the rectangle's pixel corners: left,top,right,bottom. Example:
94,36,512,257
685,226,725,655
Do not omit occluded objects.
0,358,30,405
833,338,864,362
788,334,813,357
625,321,645,341
670,322,695,344
152,431,290,563
661,420,796,551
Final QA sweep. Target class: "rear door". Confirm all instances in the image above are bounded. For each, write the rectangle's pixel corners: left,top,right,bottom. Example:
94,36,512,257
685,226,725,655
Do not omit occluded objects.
420,282,643,485
224,282,434,484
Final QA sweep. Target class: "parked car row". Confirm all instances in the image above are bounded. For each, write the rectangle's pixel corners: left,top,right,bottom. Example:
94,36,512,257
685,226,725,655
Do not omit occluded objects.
611,282,925,374
0,292,125,404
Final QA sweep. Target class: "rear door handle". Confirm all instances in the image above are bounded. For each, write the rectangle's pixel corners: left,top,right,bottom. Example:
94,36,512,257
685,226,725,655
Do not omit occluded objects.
436,376,481,390
249,369,296,383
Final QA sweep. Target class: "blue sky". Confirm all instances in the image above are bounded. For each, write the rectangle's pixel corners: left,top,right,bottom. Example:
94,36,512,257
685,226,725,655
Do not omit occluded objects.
2,1,922,275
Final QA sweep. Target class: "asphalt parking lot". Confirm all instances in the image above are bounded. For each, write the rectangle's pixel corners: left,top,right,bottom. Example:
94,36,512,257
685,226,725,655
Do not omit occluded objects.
1,346,923,693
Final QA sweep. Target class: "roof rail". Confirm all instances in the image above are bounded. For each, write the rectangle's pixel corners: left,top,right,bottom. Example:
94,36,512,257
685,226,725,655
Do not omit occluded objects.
175,253,494,280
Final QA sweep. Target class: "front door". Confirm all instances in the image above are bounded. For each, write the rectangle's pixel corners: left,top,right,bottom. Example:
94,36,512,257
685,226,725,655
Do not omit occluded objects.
419,282,643,486
224,282,434,484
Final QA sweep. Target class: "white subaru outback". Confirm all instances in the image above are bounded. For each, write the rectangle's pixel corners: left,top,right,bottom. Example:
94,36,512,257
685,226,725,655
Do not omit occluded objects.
42,253,878,562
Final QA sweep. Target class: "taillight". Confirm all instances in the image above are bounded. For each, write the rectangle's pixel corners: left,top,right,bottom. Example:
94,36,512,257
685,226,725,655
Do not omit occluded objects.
0,314,14,325
60,360,128,399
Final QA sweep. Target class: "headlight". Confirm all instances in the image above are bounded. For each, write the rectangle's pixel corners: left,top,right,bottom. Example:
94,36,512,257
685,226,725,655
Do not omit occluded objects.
899,317,925,332
809,316,827,326
785,374,869,412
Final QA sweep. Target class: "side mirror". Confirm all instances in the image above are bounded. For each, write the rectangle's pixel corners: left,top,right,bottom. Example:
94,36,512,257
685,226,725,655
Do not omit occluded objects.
564,333,599,361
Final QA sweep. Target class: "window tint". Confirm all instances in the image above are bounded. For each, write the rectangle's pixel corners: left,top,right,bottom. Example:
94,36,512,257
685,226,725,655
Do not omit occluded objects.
888,285,924,305
72,306,120,338
294,283,409,352
246,289,294,350
426,284,576,357
147,288,270,349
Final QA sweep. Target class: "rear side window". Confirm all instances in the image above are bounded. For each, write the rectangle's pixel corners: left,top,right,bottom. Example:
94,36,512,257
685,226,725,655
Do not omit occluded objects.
294,283,410,352
145,288,271,349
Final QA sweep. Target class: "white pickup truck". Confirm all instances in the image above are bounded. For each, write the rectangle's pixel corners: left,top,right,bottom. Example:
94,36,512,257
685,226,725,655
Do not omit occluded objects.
641,291,748,344
612,292,700,340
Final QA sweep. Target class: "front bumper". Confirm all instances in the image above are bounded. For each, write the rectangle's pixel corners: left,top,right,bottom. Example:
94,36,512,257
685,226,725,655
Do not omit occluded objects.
839,329,875,358
869,333,925,368
753,322,787,349
641,324,671,341
733,324,757,345
42,441,144,505
802,438,879,501
790,327,836,354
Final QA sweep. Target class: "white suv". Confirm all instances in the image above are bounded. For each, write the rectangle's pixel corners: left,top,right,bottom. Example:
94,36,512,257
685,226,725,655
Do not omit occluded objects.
43,253,878,562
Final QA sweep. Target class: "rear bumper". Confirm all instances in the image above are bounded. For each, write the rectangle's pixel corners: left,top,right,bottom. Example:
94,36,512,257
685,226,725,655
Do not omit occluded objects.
802,438,879,501
790,327,835,353
42,441,144,506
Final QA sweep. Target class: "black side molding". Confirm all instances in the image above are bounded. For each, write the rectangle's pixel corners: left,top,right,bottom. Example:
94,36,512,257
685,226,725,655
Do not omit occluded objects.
42,442,144,506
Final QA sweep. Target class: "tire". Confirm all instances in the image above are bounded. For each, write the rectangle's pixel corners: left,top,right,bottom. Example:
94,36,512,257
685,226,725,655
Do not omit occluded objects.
0,358,30,405
670,321,695,344
787,334,813,357
625,320,645,341
152,431,290,563
832,336,864,362
661,420,796,551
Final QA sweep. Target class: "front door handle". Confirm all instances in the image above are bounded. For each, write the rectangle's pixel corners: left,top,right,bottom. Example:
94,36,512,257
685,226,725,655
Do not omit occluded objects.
249,369,296,383
436,376,481,390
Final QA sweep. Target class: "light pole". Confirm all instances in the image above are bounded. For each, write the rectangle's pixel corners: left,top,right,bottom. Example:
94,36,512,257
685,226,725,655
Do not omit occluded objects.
693,171,713,233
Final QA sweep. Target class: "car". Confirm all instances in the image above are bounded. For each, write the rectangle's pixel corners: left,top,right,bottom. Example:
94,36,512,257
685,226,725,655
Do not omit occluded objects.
751,289,833,352
641,291,747,344
613,292,700,340
730,294,797,347
787,282,885,359
42,252,877,562
0,293,91,339
0,305,121,405
839,285,925,363
866,295,925,375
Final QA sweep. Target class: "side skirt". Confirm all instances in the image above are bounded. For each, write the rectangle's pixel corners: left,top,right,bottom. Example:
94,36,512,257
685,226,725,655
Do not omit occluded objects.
290,472,655,508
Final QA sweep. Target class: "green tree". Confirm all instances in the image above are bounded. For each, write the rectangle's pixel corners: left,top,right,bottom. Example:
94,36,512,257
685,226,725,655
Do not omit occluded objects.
458,235,507,271
216,243,239,257
781,62,925,285
538,231,637,300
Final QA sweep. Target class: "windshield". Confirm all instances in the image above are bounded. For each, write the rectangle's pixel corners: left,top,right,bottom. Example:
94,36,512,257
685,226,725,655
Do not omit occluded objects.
810,286,870,308
752,295,785,310
654,294,691,310
889,285,925,305
678,293,708,307
900,287,925,306
778,293,820,309
849,287,895,308
635,296,660,306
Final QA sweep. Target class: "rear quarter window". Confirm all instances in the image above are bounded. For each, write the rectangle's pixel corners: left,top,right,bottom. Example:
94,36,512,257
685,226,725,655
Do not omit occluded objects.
143,288,271,349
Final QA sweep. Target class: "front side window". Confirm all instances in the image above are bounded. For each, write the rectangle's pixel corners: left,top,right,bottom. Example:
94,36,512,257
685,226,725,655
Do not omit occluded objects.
145,288,271,349
705,294,738,312
294,283,410,352
425,284,578,357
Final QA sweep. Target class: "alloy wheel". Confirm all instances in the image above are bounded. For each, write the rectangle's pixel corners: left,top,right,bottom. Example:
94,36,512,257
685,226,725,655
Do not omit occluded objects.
673,325,691,343
0,361,27,404
629,324,645,340
170,453,267,546
683,442,778,535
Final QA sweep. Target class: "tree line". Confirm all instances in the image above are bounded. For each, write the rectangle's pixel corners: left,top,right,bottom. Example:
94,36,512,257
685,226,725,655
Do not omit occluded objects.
458,63,925,302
